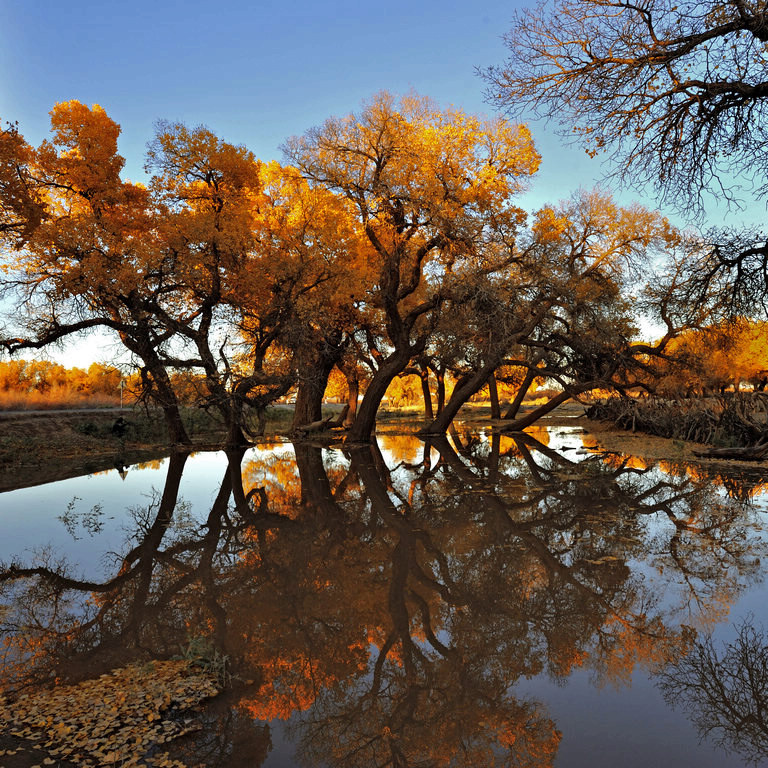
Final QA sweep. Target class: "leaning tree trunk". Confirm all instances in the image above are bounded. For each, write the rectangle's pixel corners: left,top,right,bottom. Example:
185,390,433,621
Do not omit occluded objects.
137,352,191,446
504,367,538,420
419,361,498,435
346,350,410,443
501,390,573,430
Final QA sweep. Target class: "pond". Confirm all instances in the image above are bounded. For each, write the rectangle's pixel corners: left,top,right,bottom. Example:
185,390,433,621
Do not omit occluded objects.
2,423,768,767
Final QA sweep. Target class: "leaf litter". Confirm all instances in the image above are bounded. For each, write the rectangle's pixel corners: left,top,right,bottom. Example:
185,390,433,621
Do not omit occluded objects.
0,659,220,767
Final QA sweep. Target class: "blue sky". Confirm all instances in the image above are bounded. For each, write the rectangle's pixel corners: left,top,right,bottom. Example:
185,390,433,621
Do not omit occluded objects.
1,0,605,207
0,0,728,365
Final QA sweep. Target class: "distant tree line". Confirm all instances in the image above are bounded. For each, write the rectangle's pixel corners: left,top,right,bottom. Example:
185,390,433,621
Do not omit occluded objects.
0,359,125,408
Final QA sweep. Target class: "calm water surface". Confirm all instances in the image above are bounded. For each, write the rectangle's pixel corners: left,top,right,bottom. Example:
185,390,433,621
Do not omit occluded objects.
2,424,768,767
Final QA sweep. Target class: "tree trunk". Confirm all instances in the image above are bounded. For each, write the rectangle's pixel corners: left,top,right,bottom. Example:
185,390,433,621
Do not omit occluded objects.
419,362,497,435
504,367,537,420
225,419,250,448
137,353,191,445
292,343,342,431
488,372,500,419
160,402,190,446
435,368,446,415
346,350,410,443
121,326,191,446
419,365,434,421
293,415,334,434
147,371,189,446
344,368,359,427
501,390,573,430
221,395,251,448
292,380,322,430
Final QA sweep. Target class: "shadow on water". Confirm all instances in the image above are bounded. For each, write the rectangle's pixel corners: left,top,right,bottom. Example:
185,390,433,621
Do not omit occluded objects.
1,427,768,766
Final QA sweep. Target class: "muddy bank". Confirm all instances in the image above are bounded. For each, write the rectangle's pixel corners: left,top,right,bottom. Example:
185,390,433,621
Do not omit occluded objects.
0,409,222,492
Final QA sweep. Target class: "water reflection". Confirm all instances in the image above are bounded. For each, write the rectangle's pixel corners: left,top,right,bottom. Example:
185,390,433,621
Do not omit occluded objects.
660,617,768,766
0,431,766,766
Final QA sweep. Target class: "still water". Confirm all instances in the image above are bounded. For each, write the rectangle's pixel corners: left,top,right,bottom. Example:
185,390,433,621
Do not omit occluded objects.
2,424,768,767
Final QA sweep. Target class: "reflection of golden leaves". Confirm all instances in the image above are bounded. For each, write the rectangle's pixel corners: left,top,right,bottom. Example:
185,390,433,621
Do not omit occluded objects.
0,660,219,767
377,433,424,464
524,425,550,447
135,458,166,471
599,452,649,471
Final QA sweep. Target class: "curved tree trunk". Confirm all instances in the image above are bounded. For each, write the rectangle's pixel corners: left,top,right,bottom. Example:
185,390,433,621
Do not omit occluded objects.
504,367,537,420
346,350,410,443
419,361,497,435
501,390,573,430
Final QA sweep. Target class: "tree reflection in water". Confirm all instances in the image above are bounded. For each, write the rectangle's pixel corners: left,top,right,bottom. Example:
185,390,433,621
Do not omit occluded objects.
659,617,768,766
0,431,766,766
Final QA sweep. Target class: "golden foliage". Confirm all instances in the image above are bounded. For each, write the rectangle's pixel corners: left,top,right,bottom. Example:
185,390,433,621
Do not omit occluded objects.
0,360,129,409
656,321,768,395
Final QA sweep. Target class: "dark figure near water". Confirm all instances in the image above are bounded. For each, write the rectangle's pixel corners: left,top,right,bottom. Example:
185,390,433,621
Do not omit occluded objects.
111,417,129,438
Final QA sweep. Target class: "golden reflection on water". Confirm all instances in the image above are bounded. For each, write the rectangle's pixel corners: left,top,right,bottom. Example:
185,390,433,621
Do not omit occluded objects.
0,431,766,767
580,428,768,501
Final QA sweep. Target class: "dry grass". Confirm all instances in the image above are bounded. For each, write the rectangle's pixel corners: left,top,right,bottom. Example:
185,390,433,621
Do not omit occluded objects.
0,387,123,410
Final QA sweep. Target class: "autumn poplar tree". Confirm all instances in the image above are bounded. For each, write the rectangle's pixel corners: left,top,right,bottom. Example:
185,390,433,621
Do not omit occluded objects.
146,124,369,443
0,102,192,443
0,121,44,244
284,92,540,442
416,189,681,433
142,121,284,445
247,162,368,432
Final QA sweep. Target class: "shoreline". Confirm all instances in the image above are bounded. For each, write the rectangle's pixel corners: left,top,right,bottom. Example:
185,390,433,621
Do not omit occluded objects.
0,402,763,494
